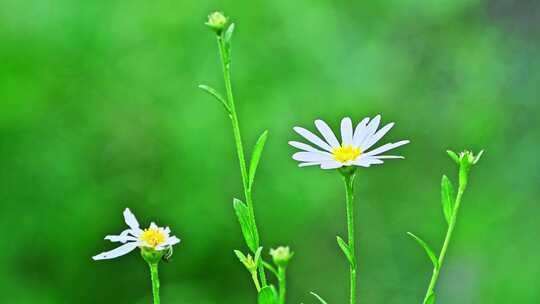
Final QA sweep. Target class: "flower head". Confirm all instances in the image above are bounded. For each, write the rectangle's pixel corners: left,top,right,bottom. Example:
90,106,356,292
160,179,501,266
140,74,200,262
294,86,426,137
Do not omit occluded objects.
205,11,228,33
270,246,294,267
289,115,410,169
92,208,181,261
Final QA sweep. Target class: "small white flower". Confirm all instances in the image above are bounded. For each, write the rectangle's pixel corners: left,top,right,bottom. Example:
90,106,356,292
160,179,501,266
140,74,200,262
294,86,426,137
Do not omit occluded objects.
289,115,410,169
92,208,181,260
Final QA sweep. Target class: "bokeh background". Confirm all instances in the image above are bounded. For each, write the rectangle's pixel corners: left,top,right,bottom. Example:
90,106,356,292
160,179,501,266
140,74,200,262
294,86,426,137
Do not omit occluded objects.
1,0,539,303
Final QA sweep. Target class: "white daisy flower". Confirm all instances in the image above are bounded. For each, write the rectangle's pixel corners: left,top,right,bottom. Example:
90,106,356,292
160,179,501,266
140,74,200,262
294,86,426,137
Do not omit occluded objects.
92,208,181,260
289,115,410,169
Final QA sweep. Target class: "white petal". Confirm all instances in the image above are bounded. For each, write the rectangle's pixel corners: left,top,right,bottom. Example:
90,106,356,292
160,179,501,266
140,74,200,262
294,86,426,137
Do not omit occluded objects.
340,117,353,146
293,151,333,162
293,127,333,152
155,236,181,251
352,117,370,147
320,160,343,169
374,155,404,159
166,236,181,246
353,157,384,167
92,242,139,260
314,119,340,148
163,227,171,234
358,115,381,147
150,222,158,229
361,122,394,151
288,141,321,153
298,162,321,167
364,140,410,156
123,208,142,234
104,230,138,243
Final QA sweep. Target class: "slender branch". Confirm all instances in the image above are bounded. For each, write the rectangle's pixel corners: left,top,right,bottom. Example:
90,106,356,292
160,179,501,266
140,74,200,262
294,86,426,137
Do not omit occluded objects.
148,262,161,304
422,180,467,303
215,34,267,287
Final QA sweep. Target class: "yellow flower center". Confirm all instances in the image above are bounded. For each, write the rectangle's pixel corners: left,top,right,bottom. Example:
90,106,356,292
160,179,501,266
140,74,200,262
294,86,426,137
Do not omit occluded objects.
140,228,166,248
332,145,362,163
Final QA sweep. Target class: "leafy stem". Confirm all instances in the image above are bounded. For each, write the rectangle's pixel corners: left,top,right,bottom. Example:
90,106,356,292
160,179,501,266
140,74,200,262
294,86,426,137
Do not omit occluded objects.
213,26,267,288
410,150,483,304
340,168,358,304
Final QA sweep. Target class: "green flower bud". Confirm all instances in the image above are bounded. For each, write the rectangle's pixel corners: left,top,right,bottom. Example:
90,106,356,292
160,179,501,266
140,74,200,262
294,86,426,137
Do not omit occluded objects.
270,246,294,268
205,11,228,34
141,247,165,265
456,150,484,188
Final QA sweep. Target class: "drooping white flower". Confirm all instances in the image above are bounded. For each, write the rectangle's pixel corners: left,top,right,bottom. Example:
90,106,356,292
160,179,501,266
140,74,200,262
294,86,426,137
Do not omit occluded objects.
92,208,181,260
289,115,410,169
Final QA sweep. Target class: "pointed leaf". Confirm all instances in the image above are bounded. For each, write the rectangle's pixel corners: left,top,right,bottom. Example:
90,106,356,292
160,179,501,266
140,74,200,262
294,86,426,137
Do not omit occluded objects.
424,292,436,304
233,198,259,252
310,292,329,304
336,236,354,266
248,130,268,190
254,246,263,266
258,285,278,304
441,175,455,224
446,150,459,164
198,84,231,114
473,149,484,164
233,250,247,263
263,260,278,277
407,232,439,269
224,23,235,44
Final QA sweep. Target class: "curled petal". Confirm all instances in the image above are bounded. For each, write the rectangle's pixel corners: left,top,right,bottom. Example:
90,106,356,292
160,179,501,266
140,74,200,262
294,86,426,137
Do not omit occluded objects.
92,242,139,260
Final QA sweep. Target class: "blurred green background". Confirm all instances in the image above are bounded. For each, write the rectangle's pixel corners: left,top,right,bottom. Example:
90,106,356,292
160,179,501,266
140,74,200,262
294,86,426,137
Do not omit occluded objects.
1,0,539,303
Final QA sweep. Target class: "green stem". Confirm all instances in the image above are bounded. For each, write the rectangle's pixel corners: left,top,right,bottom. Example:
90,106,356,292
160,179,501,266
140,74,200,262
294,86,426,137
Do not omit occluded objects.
148,262,160,304
215,34,267,288
251,271,261,292
278,267,287,304
422,184,467,303
342,171,357,304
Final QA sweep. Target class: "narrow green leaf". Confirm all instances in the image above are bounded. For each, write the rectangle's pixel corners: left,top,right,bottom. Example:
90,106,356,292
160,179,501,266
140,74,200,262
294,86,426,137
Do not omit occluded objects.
254,246,263,266
446,150,459,164
258,285,278,304
224,23,235,44
441,175,455,224
336,236,354,266
248,130,268,190
310,292,329,304
407,232,439,269
424,292,436,304
233,250,247,263
233,198,259,252
198,84,231,114
473,149,484,164
262,261,278,277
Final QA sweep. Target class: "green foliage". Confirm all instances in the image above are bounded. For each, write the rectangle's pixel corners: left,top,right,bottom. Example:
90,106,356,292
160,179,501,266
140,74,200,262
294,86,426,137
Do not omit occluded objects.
258,286,279,304
249,130,269,190
233,198,259,252
310,292,329,304
198,84,231,114
407,232,439,269
440,175,455,224
336,236,354,266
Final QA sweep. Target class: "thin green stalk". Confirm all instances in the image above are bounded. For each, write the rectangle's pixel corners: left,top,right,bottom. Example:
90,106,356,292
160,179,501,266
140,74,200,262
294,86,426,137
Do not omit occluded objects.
422,184,467,303
215,34,267,287
342,172,357,304
148,262,160,304
278,267,287,304
251,271,262,292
